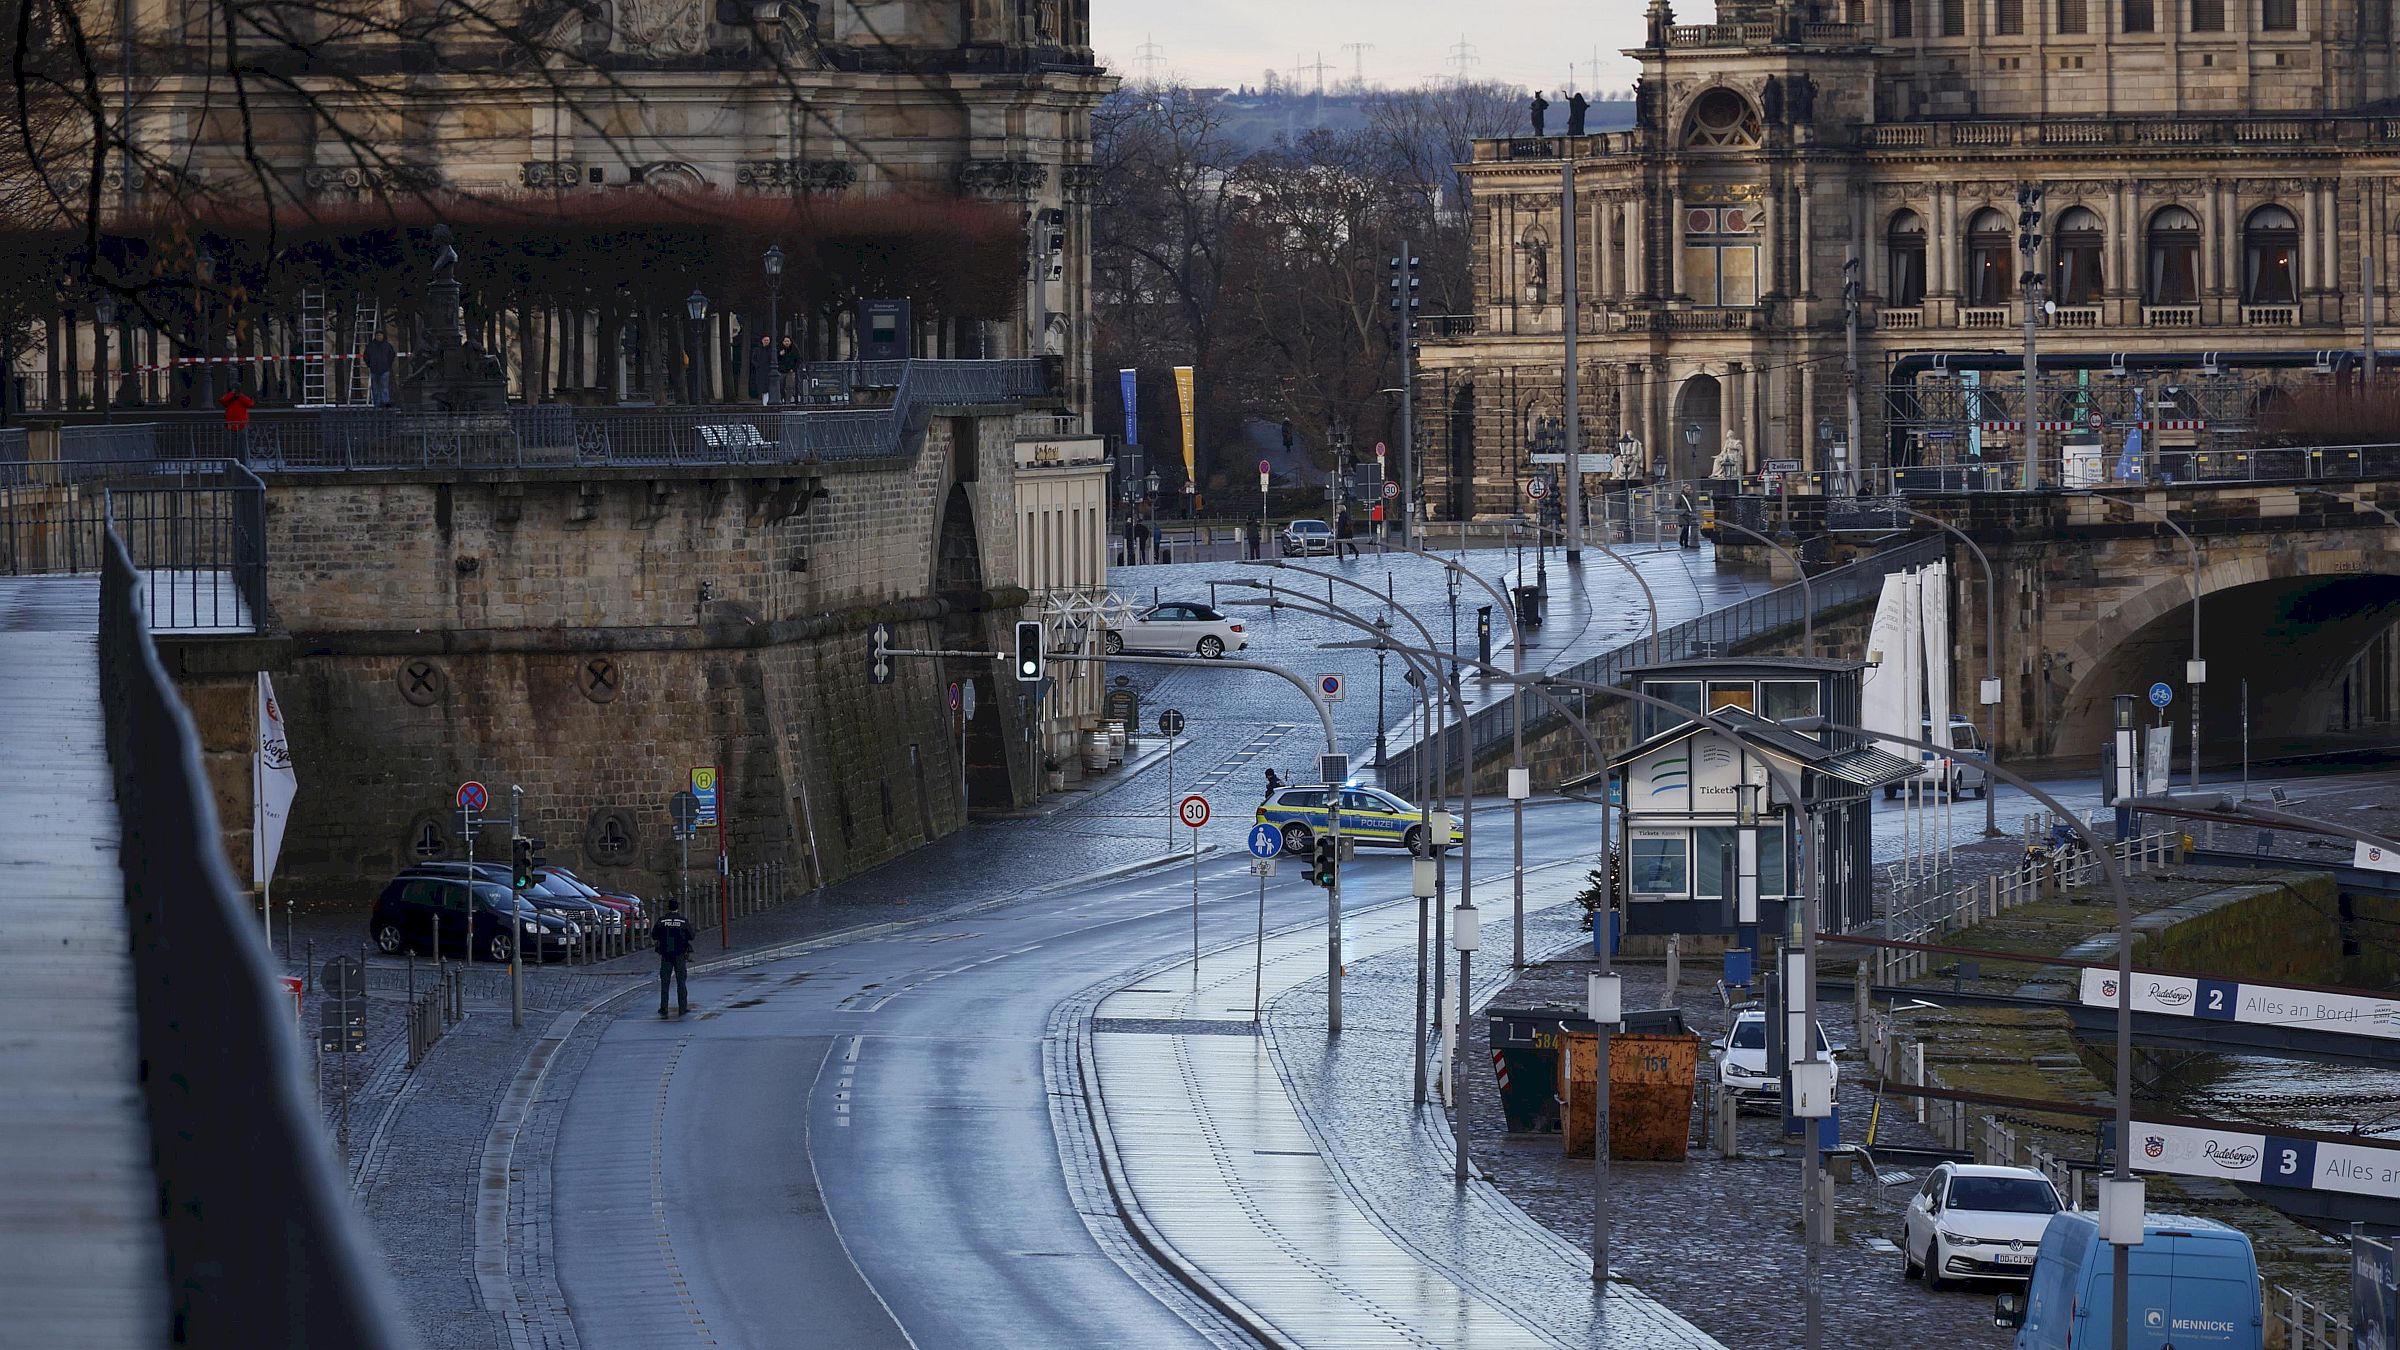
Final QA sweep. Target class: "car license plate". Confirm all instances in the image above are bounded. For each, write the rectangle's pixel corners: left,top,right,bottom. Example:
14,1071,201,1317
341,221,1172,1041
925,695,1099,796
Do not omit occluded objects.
1995,1250,2035,1266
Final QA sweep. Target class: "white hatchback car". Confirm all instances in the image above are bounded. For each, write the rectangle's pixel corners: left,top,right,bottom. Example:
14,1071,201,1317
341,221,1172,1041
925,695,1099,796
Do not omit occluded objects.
1901,1162,2063,1289
1101,601,1247,659
1711,1007,1840,1109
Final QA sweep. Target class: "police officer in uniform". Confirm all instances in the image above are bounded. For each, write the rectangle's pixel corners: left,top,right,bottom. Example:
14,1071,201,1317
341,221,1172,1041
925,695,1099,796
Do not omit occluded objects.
651,899,694,1017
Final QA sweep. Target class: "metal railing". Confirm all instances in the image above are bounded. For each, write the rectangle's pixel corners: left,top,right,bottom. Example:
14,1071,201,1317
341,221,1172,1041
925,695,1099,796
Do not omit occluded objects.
0,459,267,632
13,359,1052,472
1872,829,2177,985
662,861,795,940
98,525,412,1346
2272,1284,2353,1350
1381,533,1944,790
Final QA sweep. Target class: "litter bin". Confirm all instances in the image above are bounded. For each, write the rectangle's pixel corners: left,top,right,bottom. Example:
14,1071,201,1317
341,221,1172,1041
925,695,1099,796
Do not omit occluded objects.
1486,1007,1570,1133
1512,583,1544,631
1558,1020,1703,1161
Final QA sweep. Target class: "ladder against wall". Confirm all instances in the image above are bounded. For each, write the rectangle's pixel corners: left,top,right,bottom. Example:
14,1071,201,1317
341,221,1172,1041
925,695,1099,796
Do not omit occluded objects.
343,297,382,405
298,286,331,407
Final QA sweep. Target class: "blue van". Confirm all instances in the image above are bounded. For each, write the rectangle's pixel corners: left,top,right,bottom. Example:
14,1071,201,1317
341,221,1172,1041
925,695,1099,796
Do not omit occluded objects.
1996,1212,2262,1350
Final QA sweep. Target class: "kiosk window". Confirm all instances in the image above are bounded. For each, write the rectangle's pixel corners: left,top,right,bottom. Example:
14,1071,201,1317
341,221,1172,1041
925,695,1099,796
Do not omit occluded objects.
1630,837,1689,895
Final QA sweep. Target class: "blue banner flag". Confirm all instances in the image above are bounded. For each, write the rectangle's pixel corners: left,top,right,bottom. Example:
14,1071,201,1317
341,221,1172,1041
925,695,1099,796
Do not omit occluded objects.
1120,368,1139,446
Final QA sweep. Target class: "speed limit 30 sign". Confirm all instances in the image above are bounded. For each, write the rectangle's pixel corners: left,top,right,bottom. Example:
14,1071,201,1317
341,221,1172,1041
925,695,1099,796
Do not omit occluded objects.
1178,794,1210,829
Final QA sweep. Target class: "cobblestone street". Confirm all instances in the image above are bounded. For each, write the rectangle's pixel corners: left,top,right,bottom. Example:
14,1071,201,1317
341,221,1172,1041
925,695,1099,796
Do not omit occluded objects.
1459,922,2014,1350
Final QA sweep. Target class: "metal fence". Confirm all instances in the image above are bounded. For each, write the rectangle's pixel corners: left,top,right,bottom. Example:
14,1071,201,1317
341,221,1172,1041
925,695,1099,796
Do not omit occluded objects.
1382,533,1945,791
11,359,1052,472
98,526,412,1347
0,459,267,632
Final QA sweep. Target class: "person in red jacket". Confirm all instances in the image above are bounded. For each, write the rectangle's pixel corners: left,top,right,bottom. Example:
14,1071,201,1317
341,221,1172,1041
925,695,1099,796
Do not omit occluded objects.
218,383,255,431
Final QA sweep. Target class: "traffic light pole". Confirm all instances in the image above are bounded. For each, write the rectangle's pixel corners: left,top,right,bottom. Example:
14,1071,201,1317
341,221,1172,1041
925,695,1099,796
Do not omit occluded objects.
1049,651,1341,1028
509,785,524,1028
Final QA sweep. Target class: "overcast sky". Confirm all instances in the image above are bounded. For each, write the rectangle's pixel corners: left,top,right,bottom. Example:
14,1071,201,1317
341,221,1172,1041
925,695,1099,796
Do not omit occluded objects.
1090,2,1711,95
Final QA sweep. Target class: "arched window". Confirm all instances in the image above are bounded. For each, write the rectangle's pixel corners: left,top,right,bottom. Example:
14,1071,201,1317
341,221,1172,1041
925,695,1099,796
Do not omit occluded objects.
2241,204,2299,305
2050,206,2105,305
1683,201,1763,306
1886,210,1927,306
1964,207,2014,307
2144,205,2202,305
1681,90,1762,150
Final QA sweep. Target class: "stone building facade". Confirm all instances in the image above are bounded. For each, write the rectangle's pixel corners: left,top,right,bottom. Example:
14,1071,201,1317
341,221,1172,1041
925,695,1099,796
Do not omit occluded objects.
1416,0,2400,516
104,0,1111,411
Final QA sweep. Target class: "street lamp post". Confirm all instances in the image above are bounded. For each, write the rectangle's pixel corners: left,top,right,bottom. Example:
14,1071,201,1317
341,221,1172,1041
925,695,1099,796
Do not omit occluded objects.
2091,492,2203,793
684,288,709,405
196,245,217,408
1452,891,1478,1182
93,291,119,422
763,245,784,404
1683,421,1700,481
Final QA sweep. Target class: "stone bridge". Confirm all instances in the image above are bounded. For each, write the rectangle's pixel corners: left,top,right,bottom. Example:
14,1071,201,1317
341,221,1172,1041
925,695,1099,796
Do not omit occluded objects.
1806,481,2400,763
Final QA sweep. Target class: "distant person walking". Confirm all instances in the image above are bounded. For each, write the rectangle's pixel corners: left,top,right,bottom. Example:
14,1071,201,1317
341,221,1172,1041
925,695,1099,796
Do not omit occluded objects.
1335,506,1360,560
651,899,694,1016
750,334,777,406
1122,512,1139,565
363,332,397,407
776,335,798,402
1245,514,1262,561
1135,518,1152,564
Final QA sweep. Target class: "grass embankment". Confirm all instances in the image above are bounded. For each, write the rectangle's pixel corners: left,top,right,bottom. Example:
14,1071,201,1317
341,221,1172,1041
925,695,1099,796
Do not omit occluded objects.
1885,865,2362,1311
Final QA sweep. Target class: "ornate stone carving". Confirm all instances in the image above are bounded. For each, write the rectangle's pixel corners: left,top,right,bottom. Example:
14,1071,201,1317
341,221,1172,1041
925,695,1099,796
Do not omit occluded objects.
736,158,854,192
1060,163,1101,202
520,160,582,189
610,0,707,58
304,163,441,197
955,159,1049,195
635,161,709,191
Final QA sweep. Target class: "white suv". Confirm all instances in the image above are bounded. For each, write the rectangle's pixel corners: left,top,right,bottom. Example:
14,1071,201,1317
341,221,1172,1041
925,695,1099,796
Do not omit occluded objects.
1901,1163,2063,1290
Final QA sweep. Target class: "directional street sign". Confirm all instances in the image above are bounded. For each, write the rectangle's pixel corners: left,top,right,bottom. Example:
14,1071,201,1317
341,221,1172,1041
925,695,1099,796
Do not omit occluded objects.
1178,795,1211,829
457,780,488,813
453,809,481,841
1247,823,1284,859
2149,681,2175,709
670,791,700,839
1766,458,1803,473
1158,708,1185,736
690,767,719,829
1317,673,1346,702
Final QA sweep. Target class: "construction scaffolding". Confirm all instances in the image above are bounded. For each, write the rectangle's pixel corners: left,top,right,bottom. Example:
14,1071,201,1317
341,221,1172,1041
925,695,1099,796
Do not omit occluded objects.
1869,359,2313,481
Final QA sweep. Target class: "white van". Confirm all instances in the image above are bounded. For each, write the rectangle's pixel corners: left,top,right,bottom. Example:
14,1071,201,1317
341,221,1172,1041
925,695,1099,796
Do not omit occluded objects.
1888,715,1989,800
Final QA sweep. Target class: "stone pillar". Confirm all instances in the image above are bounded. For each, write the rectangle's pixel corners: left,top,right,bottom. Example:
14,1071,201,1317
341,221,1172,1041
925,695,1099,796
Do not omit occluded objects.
1671,190,1688,297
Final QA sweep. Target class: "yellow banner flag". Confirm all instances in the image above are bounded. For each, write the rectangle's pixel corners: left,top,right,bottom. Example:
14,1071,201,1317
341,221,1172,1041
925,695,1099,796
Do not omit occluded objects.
1174,365,1197,488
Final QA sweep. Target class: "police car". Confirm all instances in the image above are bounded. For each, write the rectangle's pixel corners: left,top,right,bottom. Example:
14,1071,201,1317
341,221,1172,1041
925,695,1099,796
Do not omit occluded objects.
1255,783,1463,855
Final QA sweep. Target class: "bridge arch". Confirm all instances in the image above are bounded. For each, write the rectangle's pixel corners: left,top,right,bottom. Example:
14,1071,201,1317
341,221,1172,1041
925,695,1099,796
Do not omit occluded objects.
2050,543,2400,758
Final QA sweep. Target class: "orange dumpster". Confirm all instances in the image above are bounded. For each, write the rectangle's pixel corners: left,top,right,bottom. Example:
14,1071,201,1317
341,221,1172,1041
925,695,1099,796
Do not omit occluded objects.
1557,1030,1702,1161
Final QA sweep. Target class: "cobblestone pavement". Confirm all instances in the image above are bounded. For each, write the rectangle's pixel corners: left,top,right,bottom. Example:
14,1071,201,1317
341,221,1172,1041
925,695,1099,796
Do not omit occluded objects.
1452,909,2014,1350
